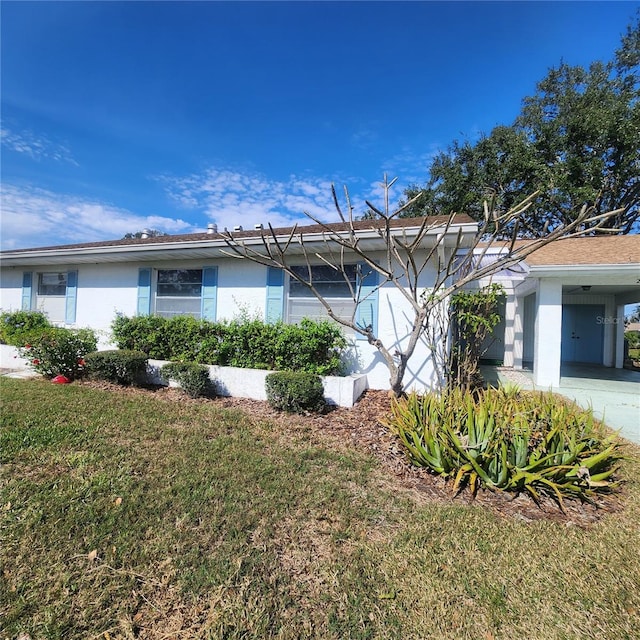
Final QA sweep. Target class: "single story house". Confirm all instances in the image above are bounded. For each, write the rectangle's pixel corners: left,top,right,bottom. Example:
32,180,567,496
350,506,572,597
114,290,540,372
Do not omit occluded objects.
1,216,638,392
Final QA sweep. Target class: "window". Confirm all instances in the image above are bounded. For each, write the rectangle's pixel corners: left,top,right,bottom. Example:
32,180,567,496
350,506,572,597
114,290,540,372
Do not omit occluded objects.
38,272,67,296
266,264,378,340
137,267,217,320
27,271,77,324
155,269,203,318
287,264,358,326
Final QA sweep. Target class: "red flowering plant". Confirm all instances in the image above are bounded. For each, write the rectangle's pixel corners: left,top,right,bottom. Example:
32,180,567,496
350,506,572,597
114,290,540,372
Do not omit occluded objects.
18,328,97,380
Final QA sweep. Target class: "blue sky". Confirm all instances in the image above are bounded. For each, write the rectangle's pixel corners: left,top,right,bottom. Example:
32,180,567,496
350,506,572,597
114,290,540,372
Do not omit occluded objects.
1,1,638,250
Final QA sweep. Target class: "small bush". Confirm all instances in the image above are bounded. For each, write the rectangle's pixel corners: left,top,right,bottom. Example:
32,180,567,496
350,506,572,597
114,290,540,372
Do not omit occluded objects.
385,386,623,508
0,310,51,345
85,350,149,385
161,361,211,398
265,371,325,414
19,328,97,380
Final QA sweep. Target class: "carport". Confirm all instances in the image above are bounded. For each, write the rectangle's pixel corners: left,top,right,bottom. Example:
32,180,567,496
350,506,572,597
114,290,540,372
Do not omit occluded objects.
506,236,640,389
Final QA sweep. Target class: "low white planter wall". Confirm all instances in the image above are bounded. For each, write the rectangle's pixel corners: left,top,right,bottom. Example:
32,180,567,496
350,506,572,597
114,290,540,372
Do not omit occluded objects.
147,359,368,408
0,344,31,371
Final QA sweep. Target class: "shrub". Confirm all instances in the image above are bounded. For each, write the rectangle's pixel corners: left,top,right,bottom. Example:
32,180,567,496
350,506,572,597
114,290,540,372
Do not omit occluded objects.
265,371,325,414
85,350,149,385
624,330,640,349
274,319,347,375
161,361,211,398
164,316,213,361
448,284,505,391
0,310,51,345
111,314,347,375
111,314,170,359
385,386,623,509
19,328,97,380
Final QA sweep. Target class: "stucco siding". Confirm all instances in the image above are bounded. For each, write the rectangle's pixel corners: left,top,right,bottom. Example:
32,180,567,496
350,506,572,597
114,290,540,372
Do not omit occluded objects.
0,268,23,312
1,251,446,393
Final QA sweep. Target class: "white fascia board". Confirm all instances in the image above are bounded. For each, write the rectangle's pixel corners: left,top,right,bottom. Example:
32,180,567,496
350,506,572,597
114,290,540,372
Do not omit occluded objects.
1,240,228,263
0,221,479,266
527,263,639,278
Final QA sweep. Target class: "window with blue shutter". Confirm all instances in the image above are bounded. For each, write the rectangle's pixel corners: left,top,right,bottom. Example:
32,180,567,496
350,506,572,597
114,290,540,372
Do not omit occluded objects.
137,268,152,316
355,262,379,340
201,266,218,321
21,272,33,311
65,270,78,323
266,266,284,323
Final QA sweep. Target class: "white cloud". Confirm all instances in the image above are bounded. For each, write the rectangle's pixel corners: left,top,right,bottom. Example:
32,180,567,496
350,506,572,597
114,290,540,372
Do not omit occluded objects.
1,128,79,166
0,184,197,250
0,157,437,251
159,167,354,231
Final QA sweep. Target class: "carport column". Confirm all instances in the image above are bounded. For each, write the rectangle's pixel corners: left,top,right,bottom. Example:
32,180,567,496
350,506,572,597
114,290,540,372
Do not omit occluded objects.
502,292,517,368
533,279,562,388
603,299,616,367
512,295,524,369
615,303,625,369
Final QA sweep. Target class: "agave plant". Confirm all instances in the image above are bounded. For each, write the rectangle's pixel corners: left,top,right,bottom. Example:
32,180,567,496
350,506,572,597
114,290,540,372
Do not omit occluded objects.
384,385,623,509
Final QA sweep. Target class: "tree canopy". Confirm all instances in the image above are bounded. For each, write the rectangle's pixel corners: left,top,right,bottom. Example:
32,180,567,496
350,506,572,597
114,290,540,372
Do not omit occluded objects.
122,229,168,239
401,13,639,235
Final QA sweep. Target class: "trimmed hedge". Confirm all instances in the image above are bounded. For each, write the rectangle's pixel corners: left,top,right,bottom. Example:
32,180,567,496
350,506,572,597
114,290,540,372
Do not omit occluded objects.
111,314,347,375
265,371,325,414
85,350,148,385
161,361,212,398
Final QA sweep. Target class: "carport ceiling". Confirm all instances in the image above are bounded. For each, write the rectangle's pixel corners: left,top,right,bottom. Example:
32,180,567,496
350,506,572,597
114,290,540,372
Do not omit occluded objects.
563,283,640,297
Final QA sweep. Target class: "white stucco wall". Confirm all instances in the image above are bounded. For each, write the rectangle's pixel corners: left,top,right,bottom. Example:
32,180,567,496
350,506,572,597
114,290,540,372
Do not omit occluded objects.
0,268,23,312
0,249,448,393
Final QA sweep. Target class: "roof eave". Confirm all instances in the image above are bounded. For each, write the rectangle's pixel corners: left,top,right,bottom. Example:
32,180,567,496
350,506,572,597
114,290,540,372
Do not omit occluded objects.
527,263,640,277
0,222,479,267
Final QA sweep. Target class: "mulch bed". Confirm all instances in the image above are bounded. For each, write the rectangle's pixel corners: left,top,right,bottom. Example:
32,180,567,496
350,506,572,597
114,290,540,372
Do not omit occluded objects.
77,380,624,527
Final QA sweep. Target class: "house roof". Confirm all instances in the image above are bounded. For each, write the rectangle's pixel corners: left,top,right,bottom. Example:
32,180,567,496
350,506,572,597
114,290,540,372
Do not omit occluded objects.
0,214,479,267
1,214,476,255
524,235,640,267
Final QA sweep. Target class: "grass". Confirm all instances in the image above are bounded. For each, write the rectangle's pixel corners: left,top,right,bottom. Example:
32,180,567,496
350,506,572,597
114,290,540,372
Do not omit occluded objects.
1,377,640,640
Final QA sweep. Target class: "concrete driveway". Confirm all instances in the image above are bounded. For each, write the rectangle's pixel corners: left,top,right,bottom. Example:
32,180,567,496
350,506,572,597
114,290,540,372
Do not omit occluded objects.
482,364,640,444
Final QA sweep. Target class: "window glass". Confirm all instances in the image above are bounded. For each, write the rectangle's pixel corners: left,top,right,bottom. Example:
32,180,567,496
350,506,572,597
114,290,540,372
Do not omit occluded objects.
38,272,67,296
157,269,203,297
289,264,357,298
287,265,357,332
156,269,203,318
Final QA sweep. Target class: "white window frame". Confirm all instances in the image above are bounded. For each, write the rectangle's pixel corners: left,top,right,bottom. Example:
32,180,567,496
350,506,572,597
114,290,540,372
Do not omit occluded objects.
154,268,204,319
35,271,69,323
286,264,358,331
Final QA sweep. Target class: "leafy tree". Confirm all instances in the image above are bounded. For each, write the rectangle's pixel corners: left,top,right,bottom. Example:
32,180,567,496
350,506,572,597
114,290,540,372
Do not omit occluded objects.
123,229,168,239
402,13,640,235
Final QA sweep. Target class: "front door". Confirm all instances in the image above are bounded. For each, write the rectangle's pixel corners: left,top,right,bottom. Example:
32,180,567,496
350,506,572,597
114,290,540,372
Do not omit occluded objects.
561,304,604,364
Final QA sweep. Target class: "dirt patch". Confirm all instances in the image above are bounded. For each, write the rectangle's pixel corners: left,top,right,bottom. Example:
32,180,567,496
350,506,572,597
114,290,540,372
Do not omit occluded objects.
77,380,624,527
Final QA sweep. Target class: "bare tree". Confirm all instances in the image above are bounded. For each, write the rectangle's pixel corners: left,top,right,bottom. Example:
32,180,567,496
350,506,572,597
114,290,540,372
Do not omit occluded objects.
221,175,622,396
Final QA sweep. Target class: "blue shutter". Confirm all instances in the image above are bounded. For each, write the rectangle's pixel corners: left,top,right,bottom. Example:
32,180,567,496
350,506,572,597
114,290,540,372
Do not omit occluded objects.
21,272,33,311
201,266,218,321
265,266,284,323
355,262,379,341
65,270,78,324
137,268,152,316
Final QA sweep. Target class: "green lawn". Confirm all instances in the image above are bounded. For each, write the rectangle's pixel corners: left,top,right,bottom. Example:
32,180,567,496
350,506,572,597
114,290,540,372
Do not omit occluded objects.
2,377,640,640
